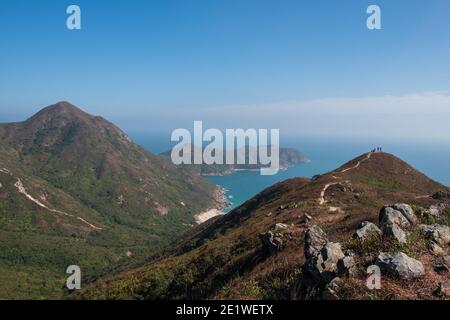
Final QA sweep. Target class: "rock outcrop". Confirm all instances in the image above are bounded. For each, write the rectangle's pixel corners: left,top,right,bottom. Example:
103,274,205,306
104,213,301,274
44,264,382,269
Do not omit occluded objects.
303,226,357,289
379,206,411,228
382,222,408,244
353,221,382,240
379,204,418,244
376,252,424,281
259,231,283,255
389,204,418,225
337,255,357,277
422,205,445,218
304,226,328,259
304,242,345,282
418,224,450,246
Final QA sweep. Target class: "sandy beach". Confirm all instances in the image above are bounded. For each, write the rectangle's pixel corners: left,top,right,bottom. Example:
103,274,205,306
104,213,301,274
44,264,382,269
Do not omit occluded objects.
194,209,223,224
194,186,230,224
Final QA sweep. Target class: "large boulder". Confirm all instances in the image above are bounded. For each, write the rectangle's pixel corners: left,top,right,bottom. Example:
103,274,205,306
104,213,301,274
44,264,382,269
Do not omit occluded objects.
422,205,442,218
376,252,424,281
354,221,382,240
382,222,408,244
418,224,450,246
379,206,411,228
337,255,357,277
390,204,418,225
259,231,283,255
304,225,328,259
304,242,345,283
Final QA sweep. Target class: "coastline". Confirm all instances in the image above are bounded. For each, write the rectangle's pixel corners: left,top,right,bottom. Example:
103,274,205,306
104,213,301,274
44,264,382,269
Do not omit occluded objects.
194,186,232,224
199,161,309,176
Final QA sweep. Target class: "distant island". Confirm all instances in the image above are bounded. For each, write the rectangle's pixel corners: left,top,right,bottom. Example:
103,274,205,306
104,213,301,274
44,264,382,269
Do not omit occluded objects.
160,145,309,176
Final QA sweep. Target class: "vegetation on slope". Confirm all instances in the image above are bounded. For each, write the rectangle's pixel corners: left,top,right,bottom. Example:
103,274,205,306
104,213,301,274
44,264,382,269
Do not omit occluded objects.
0,102,218,299
76,152,450,300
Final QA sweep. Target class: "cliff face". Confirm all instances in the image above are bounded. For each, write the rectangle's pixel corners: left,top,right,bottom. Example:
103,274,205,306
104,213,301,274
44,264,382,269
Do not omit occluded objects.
76,152,450,300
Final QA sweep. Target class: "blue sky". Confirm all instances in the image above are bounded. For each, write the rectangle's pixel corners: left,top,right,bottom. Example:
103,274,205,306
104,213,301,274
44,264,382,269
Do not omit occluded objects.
1,0,450,140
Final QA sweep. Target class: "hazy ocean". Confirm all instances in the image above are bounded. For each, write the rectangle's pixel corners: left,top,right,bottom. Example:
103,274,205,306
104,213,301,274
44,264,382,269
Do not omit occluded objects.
131,133,450,212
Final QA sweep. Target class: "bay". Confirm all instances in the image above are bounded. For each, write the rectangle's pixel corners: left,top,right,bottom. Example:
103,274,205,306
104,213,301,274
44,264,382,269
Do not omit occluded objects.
130,133,450,212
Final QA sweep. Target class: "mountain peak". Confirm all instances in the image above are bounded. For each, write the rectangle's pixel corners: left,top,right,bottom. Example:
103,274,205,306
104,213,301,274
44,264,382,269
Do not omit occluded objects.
0,101,131,155
49,101,81,112
29,101,94,123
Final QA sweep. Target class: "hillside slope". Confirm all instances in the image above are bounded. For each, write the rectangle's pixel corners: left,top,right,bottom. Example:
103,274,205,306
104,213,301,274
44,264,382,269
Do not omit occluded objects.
0,102,219,299
76,152,450,300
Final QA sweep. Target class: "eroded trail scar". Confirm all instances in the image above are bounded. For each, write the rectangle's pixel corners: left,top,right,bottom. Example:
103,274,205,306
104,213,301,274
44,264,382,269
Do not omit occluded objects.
14,178,103,230
319,183,339,205
340,152,372,173
319,152,373,207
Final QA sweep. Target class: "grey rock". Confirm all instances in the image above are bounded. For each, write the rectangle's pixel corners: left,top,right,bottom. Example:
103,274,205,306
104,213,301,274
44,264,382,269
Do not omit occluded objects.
321,242,346,263
427,241,445,256
274,223,289,232
316,242,346,282
390,204,418,225
422,205,441,218
304,225,328,259
376,252,424,281
259,231,283,255
379,206,411,228
337,255,357,277
303,242,345,283
382,223,408,244
354,221,382,240
418,224,450,246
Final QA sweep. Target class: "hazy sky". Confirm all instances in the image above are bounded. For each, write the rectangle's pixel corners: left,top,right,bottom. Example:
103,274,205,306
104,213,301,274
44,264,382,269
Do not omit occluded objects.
1,0,449,141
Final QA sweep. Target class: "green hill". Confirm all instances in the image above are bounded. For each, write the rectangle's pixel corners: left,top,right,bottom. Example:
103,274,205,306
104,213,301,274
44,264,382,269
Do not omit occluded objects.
0,101,218,299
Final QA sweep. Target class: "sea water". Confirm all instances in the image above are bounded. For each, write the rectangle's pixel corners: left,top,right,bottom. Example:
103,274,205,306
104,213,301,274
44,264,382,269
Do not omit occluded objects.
210,137,450,211
131,133,450,212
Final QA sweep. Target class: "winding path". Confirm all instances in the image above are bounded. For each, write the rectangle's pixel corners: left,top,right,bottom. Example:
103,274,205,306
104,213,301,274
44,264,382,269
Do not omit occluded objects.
14,178,103,230
318,152,373,207
318,183,340,205
340,152,372,173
